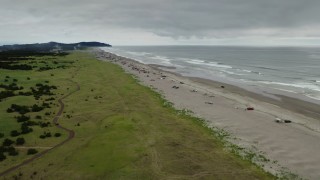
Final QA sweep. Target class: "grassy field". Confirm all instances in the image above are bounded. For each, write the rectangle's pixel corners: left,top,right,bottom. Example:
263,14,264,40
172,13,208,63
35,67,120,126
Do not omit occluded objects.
0,51,274,179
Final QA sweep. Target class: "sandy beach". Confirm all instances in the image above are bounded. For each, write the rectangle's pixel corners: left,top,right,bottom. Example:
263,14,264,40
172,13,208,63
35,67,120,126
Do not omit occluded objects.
94,49,320,180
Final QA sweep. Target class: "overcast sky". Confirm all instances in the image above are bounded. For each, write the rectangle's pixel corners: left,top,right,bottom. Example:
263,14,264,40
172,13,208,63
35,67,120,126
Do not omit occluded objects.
1,0,320,46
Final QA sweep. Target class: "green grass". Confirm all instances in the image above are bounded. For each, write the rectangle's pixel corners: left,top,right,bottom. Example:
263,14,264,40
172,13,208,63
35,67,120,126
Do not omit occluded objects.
0,51,274,179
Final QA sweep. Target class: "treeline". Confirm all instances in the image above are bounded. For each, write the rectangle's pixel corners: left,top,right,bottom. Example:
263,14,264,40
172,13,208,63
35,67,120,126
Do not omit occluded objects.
0,50,69,70
0,62,33,70
0,50,68,61
0,41,111,52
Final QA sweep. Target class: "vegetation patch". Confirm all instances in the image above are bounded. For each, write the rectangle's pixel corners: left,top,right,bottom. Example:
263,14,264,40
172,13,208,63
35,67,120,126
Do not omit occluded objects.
0,51,275,179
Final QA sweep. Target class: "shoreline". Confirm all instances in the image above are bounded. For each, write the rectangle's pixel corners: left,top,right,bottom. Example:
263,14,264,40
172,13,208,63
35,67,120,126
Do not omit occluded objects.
94,48,320,179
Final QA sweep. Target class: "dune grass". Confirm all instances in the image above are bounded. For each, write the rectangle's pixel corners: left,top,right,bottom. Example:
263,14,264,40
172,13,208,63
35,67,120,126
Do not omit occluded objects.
0,51,274,179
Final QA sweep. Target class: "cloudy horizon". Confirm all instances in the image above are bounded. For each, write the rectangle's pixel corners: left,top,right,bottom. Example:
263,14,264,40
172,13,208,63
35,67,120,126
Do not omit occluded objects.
1,0,320,46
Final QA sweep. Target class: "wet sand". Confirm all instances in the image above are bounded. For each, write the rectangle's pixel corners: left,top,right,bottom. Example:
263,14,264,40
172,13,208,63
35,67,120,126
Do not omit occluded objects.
94,49,320,180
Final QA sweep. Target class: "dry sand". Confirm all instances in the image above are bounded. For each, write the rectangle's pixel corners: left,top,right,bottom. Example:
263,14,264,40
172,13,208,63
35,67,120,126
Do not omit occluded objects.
94,49,320,180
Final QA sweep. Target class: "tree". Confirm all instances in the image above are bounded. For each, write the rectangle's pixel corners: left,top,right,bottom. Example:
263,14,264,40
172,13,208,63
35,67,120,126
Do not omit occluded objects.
16,137,25,145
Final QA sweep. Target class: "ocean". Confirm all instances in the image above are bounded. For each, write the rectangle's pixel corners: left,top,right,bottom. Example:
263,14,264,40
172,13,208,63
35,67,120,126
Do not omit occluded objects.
101,46,320,103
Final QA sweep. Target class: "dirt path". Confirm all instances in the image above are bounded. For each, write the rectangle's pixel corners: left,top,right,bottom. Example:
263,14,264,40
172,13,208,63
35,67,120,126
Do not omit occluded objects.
0,79,80,177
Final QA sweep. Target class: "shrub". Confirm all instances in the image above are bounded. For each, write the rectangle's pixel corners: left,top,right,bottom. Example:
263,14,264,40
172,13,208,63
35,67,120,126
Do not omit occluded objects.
27,148,38,155
0,133,4,138
2,138,14,146
10,130,20,137
35,115,42,119
0,90,15,100
8,147,18,156
31,104,44,112
16,137,25,145
8,104,30,114
42,102,50,108
40,122,50,128
16,115,30,122
20,124,33,134
45,132,51,137
22,121,38,126
0,153,6,161
54,133,61,137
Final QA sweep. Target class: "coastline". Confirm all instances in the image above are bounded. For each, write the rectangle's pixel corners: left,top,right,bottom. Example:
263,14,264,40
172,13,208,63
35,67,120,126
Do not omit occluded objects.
94,48,320,179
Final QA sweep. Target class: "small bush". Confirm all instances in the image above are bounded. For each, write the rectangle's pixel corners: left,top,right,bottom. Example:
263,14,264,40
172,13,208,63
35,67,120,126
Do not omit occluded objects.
0,133,4,138
10,130,20,137
31,104,44,112
20,124,33,134
16,115,30,122
8,147,18,156
16,137,25,145
8,104,30,114
0,153,6,161
40,122,50,128
27,148,38,155
54,133,61,137
45,132,51,137
2,138,14,146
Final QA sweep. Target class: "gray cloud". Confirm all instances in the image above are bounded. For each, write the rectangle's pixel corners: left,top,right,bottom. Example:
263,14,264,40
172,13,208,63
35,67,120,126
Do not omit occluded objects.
1,0,320,45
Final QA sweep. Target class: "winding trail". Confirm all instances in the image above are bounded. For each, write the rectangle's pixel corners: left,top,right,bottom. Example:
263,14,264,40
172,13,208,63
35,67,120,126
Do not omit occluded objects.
0,79,80,177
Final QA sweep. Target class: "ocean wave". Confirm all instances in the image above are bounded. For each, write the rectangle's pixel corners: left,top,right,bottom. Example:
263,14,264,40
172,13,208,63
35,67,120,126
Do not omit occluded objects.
305,93,320,101
187,59,206,63
150,55,171,62
220,70,245,76
257,81,320,92
309,54,320,59
186,60,232,69
239,69,262,75
251,66,278,71
126,51,152,56
272,88,298,94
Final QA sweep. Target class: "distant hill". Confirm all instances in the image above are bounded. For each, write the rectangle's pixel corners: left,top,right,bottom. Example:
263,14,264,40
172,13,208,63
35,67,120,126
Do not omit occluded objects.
0,41,112,52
